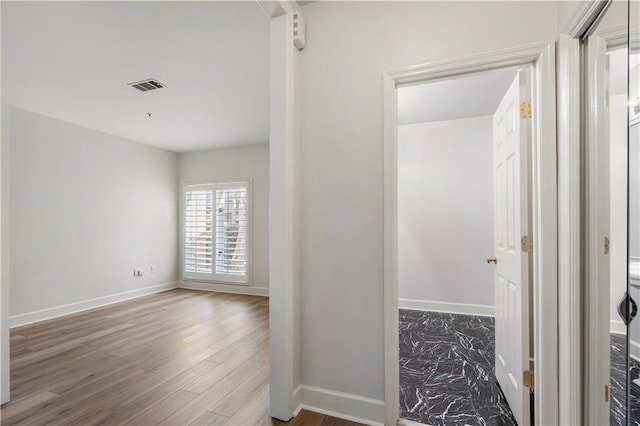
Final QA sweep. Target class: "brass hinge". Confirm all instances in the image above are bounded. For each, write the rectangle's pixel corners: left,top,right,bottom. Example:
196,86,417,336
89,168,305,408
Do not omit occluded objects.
605,384,610,402
523,370,535,388
604,237,610,255
521,235,533,253
520,101,532,119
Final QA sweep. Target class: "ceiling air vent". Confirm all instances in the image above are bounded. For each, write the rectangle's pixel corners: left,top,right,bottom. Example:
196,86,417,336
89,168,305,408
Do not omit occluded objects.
128,78,166,92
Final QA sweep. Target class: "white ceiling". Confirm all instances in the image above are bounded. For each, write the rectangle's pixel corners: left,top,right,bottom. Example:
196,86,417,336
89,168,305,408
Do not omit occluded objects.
2,1,270,152
398,67,518,125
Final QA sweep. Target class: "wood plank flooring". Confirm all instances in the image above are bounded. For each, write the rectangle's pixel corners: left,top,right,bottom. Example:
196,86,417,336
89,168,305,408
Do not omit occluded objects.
0,289,361,426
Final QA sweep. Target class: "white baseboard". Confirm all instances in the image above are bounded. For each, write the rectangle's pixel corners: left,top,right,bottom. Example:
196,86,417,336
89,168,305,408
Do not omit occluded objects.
179,280,269,297
10,281,178,328
611,320,626,335
399,298,494,317
293,385,302,417
632,339,640,363
295,385,384,426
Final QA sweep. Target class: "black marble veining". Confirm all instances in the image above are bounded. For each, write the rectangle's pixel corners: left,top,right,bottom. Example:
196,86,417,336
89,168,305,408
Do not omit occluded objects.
610,334,640,426
399,310,517,426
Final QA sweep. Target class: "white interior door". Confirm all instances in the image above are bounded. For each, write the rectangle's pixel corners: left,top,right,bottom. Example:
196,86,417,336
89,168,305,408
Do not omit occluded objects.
492,69,531,425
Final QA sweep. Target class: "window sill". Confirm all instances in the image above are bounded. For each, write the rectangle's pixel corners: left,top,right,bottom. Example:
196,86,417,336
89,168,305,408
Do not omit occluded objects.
181,277,251,287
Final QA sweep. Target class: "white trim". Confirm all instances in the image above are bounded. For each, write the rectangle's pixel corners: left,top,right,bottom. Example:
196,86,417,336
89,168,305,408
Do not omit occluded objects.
9,282,178,328
297,385,385,426
560,0,610,38
398,299,494,317
179,280,268,297
631,339,640,363
293,385,302,417
610,320,626,335
557,33,583,426
584,26,627,425
384,41,558,426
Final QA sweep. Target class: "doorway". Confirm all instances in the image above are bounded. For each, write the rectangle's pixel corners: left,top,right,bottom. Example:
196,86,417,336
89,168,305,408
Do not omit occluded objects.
383,42,558,426
396,66,524,425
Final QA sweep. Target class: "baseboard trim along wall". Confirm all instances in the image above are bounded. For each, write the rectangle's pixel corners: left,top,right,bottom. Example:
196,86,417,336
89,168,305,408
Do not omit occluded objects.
10,281,178,328
611,319,626,335
293,385,385,426
399,298,495,317
179,280,269,297
179,281,269,297
632,339,640,362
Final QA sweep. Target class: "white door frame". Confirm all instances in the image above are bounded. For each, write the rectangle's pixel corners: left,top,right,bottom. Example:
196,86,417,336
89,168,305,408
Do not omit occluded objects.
584,24,632,424
556,1,611,423
382,41,558,426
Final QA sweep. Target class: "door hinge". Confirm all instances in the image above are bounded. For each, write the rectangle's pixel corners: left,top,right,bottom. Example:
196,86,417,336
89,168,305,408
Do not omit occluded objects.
523,370,535,388
521,235,533,253
605,384,610,402
604,236,610,255
520,101,532,119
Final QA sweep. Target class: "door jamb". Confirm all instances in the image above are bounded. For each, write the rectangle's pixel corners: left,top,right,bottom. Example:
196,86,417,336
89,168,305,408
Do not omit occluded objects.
382,41,558,426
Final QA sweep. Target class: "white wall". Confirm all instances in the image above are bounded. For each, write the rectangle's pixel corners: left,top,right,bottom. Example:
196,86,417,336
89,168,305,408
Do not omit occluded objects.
178,143,269,291
296,1,558,419
7,106,178,323
398,116,494,308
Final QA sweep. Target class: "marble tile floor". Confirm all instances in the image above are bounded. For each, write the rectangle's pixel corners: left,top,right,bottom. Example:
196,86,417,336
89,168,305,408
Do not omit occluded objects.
399,309,517,426
610,333,640,426
399,311,640,426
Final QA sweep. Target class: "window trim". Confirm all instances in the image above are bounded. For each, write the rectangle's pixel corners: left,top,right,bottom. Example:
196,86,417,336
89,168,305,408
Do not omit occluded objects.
182,179,253,286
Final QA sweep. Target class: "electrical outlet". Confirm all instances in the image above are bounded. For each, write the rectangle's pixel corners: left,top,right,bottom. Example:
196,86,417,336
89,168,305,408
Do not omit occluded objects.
150,265,157,274
133,269,143,277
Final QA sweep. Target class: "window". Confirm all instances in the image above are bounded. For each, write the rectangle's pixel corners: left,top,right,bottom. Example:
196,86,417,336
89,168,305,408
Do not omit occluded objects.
184,181,250,284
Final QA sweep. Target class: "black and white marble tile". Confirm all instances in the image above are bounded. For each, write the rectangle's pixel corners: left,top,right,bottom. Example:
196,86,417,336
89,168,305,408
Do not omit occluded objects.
399,310,517,426
610,334,640,426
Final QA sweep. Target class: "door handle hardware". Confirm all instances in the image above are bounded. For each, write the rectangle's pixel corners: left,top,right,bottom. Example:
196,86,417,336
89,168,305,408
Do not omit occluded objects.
617,292,638,325
487,256,497,264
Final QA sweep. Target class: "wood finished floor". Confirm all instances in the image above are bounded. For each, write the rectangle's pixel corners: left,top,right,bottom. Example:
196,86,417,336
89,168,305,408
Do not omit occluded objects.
0,289,361,426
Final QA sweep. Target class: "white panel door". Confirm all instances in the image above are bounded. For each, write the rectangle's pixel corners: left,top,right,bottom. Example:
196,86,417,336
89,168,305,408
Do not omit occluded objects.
492,70,531,425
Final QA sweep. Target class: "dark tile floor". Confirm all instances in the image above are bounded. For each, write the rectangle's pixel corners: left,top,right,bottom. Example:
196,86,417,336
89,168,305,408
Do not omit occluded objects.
610,334,640,426
399,310,517,426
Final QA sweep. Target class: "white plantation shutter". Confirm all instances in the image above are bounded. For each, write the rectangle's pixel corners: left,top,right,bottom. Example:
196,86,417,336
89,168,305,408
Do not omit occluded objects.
184,181,250,283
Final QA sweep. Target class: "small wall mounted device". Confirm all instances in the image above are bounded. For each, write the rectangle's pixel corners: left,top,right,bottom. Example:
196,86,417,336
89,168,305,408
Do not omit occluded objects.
293,11,305,51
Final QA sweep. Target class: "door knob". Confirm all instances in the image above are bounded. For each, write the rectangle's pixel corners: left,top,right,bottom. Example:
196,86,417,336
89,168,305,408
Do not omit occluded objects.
487,256,497,264
617,292,638,325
